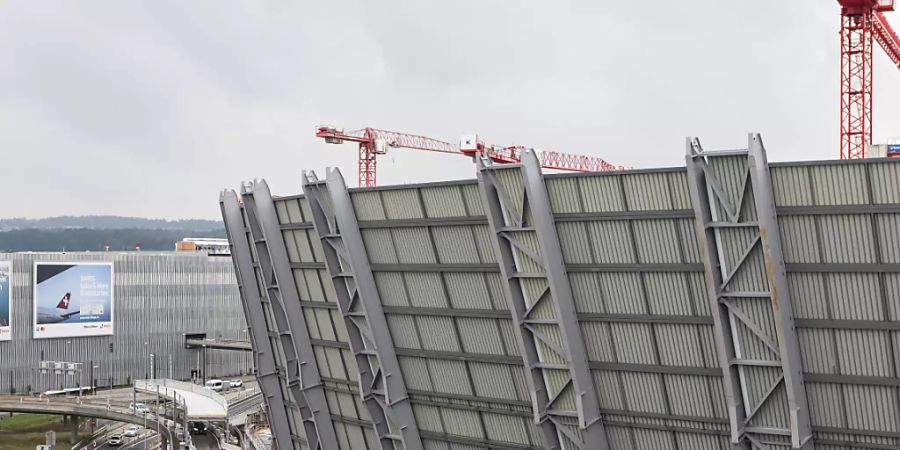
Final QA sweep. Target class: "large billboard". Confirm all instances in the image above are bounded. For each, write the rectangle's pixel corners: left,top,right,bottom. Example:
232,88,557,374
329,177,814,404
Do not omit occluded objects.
33,262,114,339
0,262,10,341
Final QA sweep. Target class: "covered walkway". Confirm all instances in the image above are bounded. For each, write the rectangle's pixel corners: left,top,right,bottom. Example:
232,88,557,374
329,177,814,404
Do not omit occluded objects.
134,379,227,422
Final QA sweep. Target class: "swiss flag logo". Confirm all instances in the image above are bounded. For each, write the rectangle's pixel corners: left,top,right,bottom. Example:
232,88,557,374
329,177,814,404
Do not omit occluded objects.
56,293,71,309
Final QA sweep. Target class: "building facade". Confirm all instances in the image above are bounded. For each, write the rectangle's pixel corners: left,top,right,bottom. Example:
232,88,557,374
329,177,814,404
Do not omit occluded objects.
0,251,251,394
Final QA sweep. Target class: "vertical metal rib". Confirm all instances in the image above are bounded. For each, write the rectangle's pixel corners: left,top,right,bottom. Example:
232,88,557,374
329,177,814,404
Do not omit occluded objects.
685,139,751,450
220,190,295,450
303,169,424,450
476,149,610,450
686,134,814,450
747,135,814,448
243,180,340,450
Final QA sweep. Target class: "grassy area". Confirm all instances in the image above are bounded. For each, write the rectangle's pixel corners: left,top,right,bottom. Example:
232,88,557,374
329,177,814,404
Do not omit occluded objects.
0,413,91,450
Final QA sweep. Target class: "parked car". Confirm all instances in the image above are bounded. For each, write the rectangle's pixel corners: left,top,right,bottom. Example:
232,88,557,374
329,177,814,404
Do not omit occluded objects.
228,379,243,388
204,379,224,392
108,435,123,446
124,425,141,437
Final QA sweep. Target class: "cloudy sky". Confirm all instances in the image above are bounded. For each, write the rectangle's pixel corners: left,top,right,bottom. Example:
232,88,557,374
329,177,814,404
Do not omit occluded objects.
2,1,899,220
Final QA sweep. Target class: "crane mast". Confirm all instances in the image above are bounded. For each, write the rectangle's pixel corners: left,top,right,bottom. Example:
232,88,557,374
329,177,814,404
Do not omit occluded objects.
838,0,900,159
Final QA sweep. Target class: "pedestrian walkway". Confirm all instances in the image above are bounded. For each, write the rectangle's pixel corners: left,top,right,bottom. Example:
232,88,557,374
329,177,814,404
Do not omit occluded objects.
133,379,226,421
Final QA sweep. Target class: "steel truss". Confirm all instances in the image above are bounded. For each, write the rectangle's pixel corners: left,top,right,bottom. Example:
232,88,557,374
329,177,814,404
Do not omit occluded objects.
220,190,296,450
242,180,340,450
841,12,874,159
686,134,814,450
475,149,610,450
302,169,424,450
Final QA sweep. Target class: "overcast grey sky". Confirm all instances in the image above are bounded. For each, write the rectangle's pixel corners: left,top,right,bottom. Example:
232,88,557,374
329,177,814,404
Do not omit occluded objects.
2,1,899,220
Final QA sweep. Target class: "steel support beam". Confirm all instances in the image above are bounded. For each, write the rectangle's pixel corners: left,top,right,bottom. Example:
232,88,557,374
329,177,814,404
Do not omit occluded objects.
302,169,424,450
748,135,816,449
686,134,814,450
241,185,313,449
220,190,295,450
243,180,340,450
476,149,610,450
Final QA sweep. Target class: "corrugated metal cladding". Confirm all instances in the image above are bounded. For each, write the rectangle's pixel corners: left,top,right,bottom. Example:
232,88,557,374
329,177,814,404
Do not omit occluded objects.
0,252,251,394
273,195,378,450
227,152,900,450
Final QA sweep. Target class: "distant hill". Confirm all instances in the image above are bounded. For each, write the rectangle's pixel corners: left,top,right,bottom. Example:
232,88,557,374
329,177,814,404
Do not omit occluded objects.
0,216,222,231
0,227,226,252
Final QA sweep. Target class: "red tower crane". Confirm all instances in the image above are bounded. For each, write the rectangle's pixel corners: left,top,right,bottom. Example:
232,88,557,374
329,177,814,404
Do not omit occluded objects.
315,127,458,187
838,0,900,159
316,126,624,187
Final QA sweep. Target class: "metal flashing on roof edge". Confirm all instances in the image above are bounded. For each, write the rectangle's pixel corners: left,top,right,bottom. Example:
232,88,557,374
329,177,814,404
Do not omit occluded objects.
242,180,341,450
220,190,296,450
476,149,611,450
302,169,425,450
686,134,814,450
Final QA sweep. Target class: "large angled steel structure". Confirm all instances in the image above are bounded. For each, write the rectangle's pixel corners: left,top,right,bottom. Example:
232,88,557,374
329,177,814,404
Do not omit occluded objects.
221,190,297,450
242,181,340,450
303,169,424,450
224,134,900,450
477,150,610,450
686,135,814,449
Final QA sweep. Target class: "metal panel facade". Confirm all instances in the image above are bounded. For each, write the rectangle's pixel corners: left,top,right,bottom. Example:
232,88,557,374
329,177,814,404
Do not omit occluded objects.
0,252,251,394
547,166,727,450
225,135,900,450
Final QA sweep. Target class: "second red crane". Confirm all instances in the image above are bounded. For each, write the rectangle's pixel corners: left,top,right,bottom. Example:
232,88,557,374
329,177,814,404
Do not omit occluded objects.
316,126,625,187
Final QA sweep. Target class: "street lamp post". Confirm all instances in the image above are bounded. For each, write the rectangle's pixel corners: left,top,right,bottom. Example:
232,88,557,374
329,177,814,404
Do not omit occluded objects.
153,385,160,450
201,345,207,385
91,363,100,395
143,403,147,450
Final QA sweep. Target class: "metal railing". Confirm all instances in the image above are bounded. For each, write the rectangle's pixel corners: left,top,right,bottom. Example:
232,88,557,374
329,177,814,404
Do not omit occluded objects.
227,387,260,406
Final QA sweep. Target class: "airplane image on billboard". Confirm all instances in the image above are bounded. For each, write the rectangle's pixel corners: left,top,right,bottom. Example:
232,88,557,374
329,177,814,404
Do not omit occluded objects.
0,261,10,341
33,262,114,339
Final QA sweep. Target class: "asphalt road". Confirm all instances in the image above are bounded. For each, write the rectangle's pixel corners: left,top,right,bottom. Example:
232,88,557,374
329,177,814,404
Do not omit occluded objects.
87,424,156,450
93,428,221,450
191,432,219,450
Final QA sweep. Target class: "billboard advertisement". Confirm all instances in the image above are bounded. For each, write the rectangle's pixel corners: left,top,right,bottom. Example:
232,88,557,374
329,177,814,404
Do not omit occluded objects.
0,262,10,341
33,262,114,339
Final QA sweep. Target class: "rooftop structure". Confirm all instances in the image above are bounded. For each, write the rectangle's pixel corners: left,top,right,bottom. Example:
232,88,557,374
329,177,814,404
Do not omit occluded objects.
175,238,231,256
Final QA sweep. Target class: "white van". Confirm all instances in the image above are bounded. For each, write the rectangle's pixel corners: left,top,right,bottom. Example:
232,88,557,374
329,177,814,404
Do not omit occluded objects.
205,379,224,391
129,402,150,415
